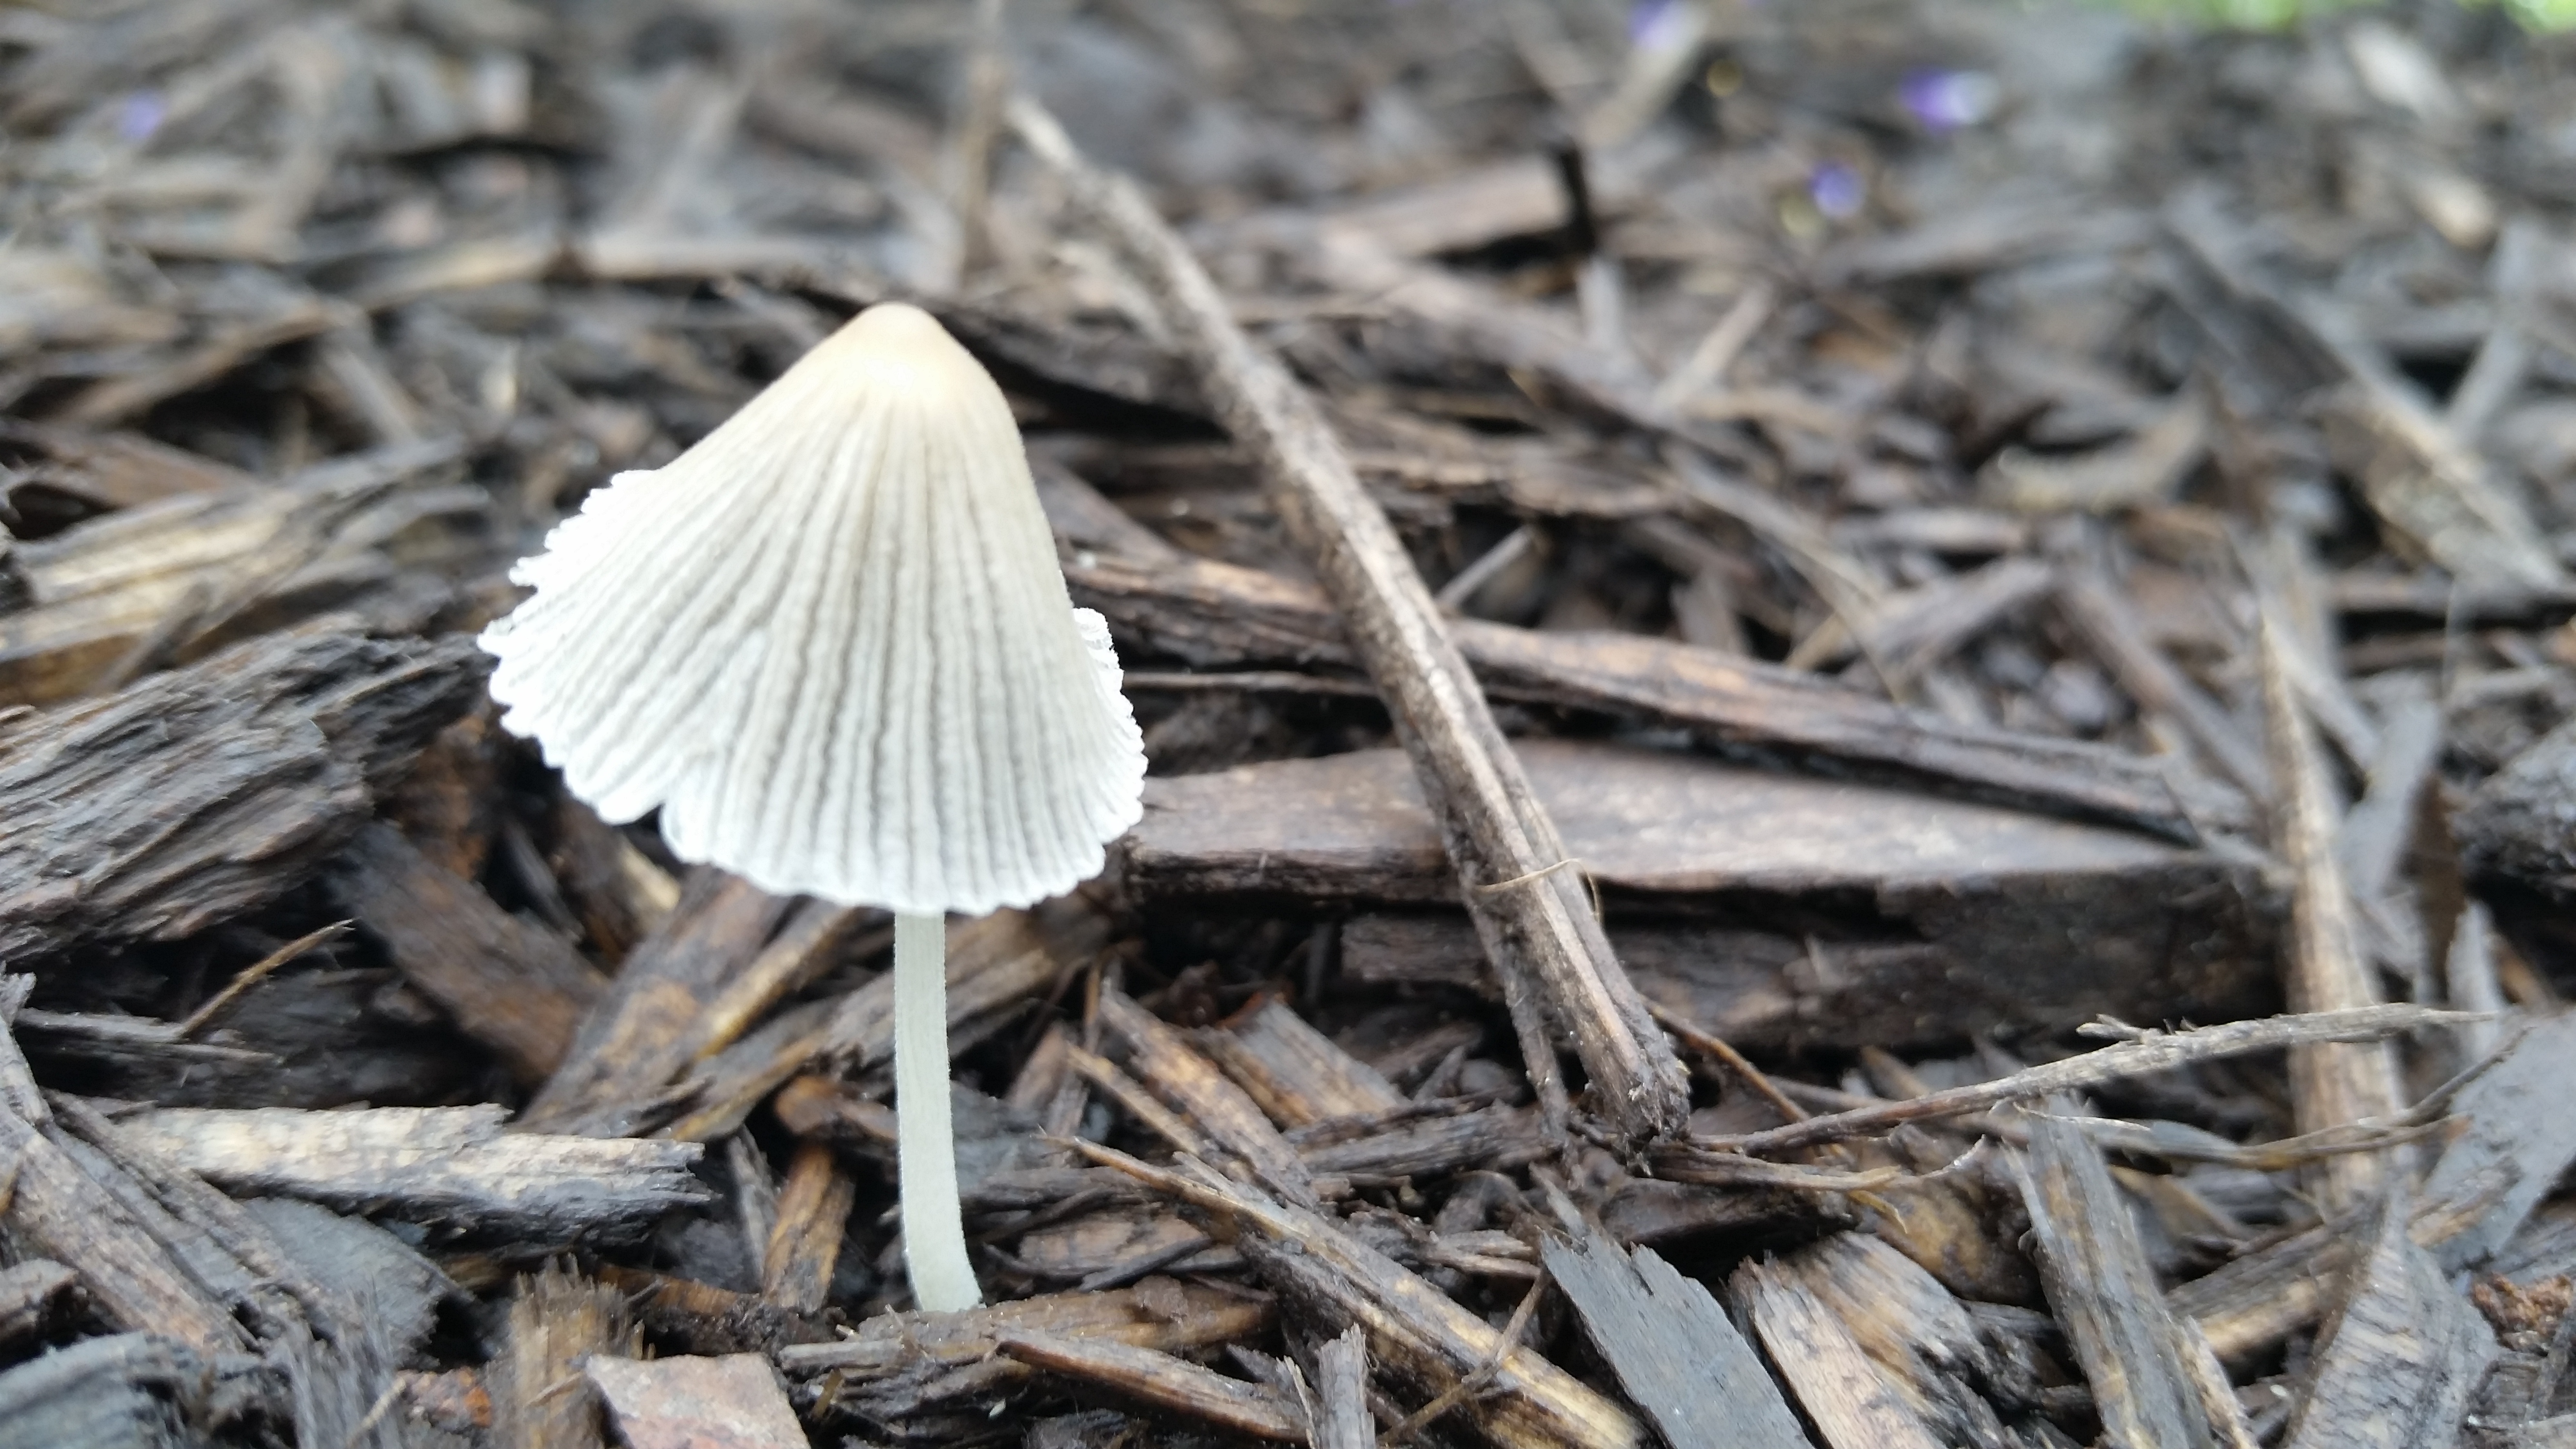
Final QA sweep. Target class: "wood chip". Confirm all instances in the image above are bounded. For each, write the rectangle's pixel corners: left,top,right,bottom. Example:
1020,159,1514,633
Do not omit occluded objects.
1544,1220,1808,1449
113,1103,709,1242
586,1354,808,1449
2012,1110,2216,1449
2282,1195,2496,1449
998,1329,1307,1441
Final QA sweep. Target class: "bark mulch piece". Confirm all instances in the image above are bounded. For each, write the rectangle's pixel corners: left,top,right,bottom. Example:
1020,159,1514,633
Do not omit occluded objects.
9,1,2576,1445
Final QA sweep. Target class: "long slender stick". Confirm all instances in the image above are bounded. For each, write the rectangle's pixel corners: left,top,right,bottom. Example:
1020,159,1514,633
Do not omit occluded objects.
2257,614,2403,1212
1008,95,1687,1147
893,910,980,1311
1699,1004,2469,1158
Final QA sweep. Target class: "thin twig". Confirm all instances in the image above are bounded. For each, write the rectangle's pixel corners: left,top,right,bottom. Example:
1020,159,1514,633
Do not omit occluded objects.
1700,1004,2477,1157
340,1378,406,1449
1378,1272,1546,1447
946,0,1010,285
1008,93,1687,1146
2258,611,2405,1212
1645,1001,1808,1125
1120,669,1381,698
176,921,351,1039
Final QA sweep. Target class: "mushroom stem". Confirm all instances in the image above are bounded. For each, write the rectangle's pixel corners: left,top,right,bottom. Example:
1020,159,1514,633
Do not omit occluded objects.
893,909,981,1311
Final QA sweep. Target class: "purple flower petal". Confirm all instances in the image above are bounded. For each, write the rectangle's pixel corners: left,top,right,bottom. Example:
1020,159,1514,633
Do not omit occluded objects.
1629,0,1696,52
1899,69,2000,132
1810,162,1866,220
116,91,165,144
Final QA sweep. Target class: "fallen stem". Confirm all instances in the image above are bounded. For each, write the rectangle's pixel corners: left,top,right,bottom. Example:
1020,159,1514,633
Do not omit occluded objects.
1701,1004,2481,1157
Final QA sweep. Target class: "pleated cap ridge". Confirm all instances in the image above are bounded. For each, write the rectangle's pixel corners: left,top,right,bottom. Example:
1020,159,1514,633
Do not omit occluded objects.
479,302,1147,916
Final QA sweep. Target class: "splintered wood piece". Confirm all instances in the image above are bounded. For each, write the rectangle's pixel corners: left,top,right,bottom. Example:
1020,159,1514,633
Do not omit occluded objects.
0,976,40,1121
823,903,1102,1077
1006,1020,1078,1118
665,902,1084,1143
1068,1042,1216,1159
0,630,487,966
1031,453,1192,565
1314,1325,1374,1449
1826,195,2152,282
2181,1320,2266,1449
245,1196,453,1368
391,1361,492,1433
0,421,263,511
1766,1233,2025,1442
2168,1192,2480,1366
547,796,683,965
1543,1224,1808,1449
775,1278,1272,1379
1816,555,2058,684
1099,988,1317,1206
2419,1011,2576,1270
1066,549,2238,840
1130,741,2223,902
1139,741,2271,1049
1983,393,2209,514
2013,1111,2215,1449
519,871,803,1136
334,821,609,1086
495,1264,632,1449
585,1354,807,1449
998,1329,1305,1441
1311,155,1568,259
376,708,498,883
695,903,878,1076
1015,98,1685,1146
591,1265,837,1358
1298,1104,1551,1183
1733,1257,1946,1449
0,1333,217,1449
0,1259,78,1349
1,441,480,706
1294,232,1668,437
1203,998,1405,1127
0,1124,246,1356
2259,618,2403,1213
0,1008,246,1355
16,966,471,1112
2282,1197,2496,1449
45,1093,362,1341
1069,1141,1643,1449
761,1141,853,1313
2459,716,2576,955
2305,305,2568,594
2164,193,2560,590
2059,566,2268,797
1013,1206,1227,1286
114,1104,709,1242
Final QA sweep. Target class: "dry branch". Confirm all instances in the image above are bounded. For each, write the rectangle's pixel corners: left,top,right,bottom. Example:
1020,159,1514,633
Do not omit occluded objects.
1703,1005,2468,1156
1010,96,1686,1145
2259,617,2404,1212
1069,1139,1644,1449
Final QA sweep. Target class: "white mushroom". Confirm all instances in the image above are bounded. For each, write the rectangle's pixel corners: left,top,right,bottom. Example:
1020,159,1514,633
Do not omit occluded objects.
479,302,1146,1312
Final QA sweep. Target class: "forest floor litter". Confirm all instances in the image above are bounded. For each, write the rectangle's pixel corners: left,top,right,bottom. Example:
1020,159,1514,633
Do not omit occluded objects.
7,0,2576,1445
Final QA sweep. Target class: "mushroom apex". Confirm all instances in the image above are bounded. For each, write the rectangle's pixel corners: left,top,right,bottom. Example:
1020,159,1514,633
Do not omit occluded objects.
480,292,1143,918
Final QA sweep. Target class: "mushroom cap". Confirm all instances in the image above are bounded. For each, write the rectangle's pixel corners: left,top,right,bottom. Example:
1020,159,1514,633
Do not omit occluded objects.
480,302,1146,916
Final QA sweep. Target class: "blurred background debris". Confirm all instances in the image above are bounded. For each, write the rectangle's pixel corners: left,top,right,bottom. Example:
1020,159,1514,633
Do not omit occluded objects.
6,0,2576,1444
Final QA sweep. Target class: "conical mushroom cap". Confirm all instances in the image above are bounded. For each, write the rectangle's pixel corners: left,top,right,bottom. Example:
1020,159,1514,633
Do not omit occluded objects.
480,303,1145,916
